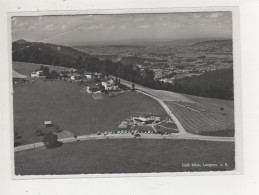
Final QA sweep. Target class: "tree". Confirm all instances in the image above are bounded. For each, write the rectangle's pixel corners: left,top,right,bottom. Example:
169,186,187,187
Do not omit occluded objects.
132,83,135,90
42,66,50,77
141,69,155,87
76,55,83,69
42,132,59,148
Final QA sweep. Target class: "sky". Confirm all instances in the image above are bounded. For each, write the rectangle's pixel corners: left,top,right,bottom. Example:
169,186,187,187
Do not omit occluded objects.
11,12,232,46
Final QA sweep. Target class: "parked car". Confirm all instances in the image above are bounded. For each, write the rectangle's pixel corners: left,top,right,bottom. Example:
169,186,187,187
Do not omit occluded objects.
134,133,141,138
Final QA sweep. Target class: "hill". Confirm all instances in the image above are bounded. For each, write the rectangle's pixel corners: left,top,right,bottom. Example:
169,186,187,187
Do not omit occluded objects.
12,39,92,68
190,39,233,53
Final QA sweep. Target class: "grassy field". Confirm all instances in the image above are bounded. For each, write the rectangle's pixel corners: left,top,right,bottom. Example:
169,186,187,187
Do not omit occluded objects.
13,61,76,76
118,77,194,102
165,95,234,135
15,139,235,175
13,79,166,145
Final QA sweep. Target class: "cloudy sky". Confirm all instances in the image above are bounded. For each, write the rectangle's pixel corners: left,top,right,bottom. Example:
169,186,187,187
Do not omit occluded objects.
11,12,232,46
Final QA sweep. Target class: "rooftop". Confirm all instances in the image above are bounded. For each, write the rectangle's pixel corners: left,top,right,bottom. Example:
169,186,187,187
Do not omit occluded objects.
134,112,160,118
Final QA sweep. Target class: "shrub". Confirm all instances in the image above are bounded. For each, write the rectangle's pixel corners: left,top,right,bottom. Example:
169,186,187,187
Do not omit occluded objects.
220,107,224,111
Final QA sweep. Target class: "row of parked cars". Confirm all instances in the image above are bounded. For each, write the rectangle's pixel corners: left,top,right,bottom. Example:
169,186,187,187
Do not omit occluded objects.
96,129,174,136
96,130,141,135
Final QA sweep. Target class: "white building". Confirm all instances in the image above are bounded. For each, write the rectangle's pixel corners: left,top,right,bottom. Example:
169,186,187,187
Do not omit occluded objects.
31,70,43,77
159,78,173,84
132,114,161,125
70,74,82,81
101,79,119,90
85,73,92,79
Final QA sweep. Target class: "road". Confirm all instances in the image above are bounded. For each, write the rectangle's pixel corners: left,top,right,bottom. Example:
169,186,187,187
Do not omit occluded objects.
14,131,234,152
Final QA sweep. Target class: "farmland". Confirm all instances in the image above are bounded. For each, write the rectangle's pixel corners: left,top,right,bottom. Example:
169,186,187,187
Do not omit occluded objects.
15,139,235,175
13,78,166,145
165,95,234,135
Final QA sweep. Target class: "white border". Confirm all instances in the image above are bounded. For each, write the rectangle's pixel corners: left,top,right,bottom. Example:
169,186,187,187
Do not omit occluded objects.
8,7,242,180
3,1,259,195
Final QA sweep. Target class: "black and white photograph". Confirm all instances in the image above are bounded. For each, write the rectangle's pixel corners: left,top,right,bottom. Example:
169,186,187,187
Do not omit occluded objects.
11,10,237,176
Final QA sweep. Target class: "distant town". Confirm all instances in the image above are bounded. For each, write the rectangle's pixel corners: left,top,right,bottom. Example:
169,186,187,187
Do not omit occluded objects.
76,39,233,83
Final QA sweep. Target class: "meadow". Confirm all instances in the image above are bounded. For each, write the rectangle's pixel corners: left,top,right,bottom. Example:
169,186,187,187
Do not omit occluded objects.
13,79,166,145
13,61,76,76
15,139,235,175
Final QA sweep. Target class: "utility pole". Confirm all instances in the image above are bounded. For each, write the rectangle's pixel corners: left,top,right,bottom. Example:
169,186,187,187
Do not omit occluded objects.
225,114,228,130
89,100,91,140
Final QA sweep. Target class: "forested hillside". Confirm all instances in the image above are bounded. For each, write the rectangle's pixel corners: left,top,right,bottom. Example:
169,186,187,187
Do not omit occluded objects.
169,69,234,100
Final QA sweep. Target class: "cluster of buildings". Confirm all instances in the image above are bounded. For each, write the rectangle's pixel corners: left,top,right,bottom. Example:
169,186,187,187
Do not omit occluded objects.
118,113,161,130
70,72,104,81
132,113,161,125
28,67,122,95
118,113,179,135
85,78,120,94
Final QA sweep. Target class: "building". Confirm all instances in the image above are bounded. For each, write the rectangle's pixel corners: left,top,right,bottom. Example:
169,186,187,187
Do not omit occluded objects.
31,70,43,77
44,121,53,128
85,72,92,79
86,83,100,94
93,72,104,79
101,79,119,90
70,73,83,81
132,113,161,125
118,121,128,129
159,78,173,84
